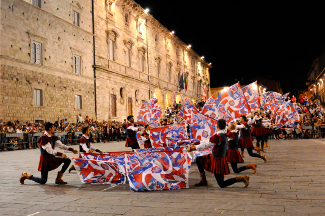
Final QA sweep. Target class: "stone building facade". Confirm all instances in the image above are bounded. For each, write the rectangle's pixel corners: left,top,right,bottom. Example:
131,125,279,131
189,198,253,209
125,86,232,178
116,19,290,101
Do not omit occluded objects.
0,0,211,123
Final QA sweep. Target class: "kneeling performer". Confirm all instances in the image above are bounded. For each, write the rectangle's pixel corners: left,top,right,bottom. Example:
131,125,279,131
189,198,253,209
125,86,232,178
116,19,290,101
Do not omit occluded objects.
187,119,250,188
20,122,78,185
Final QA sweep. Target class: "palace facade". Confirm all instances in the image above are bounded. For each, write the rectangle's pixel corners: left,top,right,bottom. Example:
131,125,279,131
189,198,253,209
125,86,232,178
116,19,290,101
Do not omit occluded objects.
0,0,211,122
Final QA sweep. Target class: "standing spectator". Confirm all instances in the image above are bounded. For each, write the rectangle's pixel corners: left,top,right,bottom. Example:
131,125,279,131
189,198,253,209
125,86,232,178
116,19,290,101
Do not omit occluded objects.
291,95,296,104
300,95,304,105
85,116,90,124
77,114,84,123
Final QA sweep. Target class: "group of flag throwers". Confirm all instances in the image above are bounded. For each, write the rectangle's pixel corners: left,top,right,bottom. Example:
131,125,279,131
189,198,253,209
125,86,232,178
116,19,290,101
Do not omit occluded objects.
20,81,297,191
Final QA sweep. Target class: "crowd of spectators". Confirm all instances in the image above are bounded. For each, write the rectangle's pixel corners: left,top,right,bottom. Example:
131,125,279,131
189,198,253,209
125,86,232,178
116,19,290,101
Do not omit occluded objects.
0,114,129,151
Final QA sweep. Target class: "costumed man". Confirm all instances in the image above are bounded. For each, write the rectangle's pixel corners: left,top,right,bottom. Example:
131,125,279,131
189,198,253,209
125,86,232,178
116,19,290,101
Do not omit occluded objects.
227,122,256,174
125,115,141,150
139,125,152,149
237,115,267,162
68,126,103,173
109,125,114,142
262,116,272,148
187,119,250,188
251,112,267,153
20,122,78,185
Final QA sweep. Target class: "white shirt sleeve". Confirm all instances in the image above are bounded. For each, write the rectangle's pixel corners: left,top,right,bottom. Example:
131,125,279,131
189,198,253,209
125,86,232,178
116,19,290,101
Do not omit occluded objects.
80,143,90,152
195,139,216,151
236,124,246,129
89,143,97,151
247,117,255,125
127,125,139,132
41,143,58,156
55,140,70,150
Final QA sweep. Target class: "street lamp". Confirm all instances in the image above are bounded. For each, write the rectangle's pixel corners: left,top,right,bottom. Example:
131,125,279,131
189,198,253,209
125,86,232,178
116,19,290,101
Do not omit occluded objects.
144,8,149,14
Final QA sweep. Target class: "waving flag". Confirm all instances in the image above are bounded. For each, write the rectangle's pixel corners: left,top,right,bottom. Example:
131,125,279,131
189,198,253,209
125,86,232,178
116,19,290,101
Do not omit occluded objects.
125,150,191,191
202,95,220,119
177,98,198,121
192,148,212,163
73,158,125,185
262,92,284,112
275,102,299,128
202,87,207,101
136,98,162,128
149,123,187,147
190,109,218,140
216,83,251,123
242,81,260,113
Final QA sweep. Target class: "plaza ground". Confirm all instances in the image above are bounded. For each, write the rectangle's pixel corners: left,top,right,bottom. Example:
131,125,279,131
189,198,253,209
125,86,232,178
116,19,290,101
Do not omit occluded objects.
1,138,325,215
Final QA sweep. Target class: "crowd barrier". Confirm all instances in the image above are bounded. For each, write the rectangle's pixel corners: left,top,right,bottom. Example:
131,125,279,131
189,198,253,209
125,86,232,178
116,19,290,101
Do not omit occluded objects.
0,129,128,151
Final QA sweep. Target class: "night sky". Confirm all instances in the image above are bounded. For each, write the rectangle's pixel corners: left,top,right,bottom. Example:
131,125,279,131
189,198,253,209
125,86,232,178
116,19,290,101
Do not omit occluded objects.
135,1,325,95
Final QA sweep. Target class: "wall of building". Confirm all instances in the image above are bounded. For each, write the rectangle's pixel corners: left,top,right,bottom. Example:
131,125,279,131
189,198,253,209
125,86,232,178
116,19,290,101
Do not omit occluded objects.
0,0,95,122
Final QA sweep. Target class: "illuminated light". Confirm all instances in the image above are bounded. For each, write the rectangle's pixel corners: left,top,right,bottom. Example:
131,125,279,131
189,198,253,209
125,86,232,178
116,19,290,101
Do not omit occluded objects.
170,31,175,35
144,8,149,14
252,83,258,90
187,44,192,49
208,62,212,65
201,56,205,59
153,92,156,98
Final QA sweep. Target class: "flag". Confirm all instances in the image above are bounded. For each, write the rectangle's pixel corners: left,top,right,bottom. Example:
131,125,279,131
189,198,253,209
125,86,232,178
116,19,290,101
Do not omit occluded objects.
262,91,283,112
177,98,198,121
242,81,260,113
202,87,207,101
136,98,162,128
201,95,220,119
125,150,191,191
179,73,184,90
275,102,299,128
192,147,212,163
190,109,218,140
215,83,251,123
149,123,187,147
73,158,126,185
184,73,188,91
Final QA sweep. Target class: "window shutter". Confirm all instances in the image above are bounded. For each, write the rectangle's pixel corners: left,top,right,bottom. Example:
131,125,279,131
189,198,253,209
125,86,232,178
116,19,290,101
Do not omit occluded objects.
36,42,42,64
75,56,81,74
32,42,36,63
109,40,114,61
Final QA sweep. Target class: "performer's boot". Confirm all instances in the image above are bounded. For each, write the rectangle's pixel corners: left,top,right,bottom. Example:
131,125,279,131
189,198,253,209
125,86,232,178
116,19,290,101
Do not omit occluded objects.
261,147,266,153
261,155,267,162
241,150,245,158
55,171,67,184
20,172,32,184
68,165,76,173
265,142,269,147
245,164,257,174
235,175,250,188
254,146,261,155
194,173,208,186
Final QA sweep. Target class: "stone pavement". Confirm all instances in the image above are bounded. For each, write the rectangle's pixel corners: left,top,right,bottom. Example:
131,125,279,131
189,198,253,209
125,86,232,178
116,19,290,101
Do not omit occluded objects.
1,139,325,216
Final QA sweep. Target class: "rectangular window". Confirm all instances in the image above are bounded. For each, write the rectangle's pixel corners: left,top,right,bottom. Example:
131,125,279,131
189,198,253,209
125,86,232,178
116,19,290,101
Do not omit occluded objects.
74,55,81,74
128,97,132,116
73,11,80,27
75,95,82,109
32,0,41,8
109,40,114,61
111,94,117,117
34,89,43,106
126,48,131,67
32,41,42,65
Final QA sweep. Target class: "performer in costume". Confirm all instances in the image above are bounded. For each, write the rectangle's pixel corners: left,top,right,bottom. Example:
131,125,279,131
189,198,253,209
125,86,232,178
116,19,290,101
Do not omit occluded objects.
140,125,152,149
68,126,103,173
125,115,141,150
251,112,267,153
20,122,78,185
237,115,267,162
262,116,272,149
187,119,250,188
109,126,113,142
227,122,256,174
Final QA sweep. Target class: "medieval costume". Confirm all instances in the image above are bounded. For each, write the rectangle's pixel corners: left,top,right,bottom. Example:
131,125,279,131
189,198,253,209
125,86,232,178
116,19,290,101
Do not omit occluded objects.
188,127,250,188
125,122,140,150
20,131,77,184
